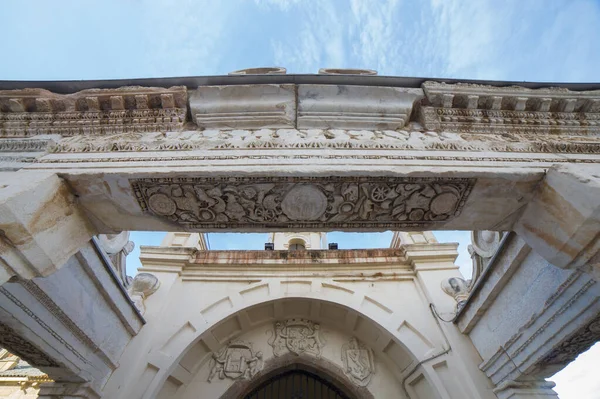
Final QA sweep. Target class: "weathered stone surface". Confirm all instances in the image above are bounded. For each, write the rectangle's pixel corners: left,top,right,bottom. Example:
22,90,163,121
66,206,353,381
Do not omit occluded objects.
514,164,600,271
0,86,187,137
0,172,95,285
131,176,474,231
297,85,423,129
421,81,600,135
190,84,296,129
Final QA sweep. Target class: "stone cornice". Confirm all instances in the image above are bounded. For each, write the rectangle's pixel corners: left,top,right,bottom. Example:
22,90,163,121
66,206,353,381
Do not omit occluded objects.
2,79,599,138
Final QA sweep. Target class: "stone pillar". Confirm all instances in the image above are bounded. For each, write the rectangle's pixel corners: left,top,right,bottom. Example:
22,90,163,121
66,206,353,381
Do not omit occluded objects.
493,380,559,399
0,171,95,285
514,164,600,276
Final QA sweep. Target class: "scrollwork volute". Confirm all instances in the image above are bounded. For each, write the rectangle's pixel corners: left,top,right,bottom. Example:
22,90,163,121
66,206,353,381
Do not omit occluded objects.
127,273,160,315
468,231,503,289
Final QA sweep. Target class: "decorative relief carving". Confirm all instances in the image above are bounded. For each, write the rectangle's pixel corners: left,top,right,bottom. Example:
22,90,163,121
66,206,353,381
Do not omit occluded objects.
131,176,475,230
98,232,135,288
268,319,325,357
0,139,52,152
539,315,600,367
0,322,59,368
341,337,375,387
127,273,160,315
207,341,263,382
441,277,470,311
468,231,503,289
421,81,600,135
0,86,187,137
47,128,600,156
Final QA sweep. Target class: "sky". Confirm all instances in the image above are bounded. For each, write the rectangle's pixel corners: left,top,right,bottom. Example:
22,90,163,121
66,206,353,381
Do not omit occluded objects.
2,0,600,397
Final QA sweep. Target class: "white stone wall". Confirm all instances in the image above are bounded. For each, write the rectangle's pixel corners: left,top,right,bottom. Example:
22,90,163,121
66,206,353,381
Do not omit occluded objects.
101,233,497,399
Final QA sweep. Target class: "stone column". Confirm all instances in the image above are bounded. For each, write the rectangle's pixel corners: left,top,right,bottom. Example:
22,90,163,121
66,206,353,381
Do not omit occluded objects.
493,380,559,399
0,171,95,286
514,164,600,276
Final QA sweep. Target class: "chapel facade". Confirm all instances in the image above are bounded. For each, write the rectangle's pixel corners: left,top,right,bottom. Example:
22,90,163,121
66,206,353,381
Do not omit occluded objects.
0,68,599,398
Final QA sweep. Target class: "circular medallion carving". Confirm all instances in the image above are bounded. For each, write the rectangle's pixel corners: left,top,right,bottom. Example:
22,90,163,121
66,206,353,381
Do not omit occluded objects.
148,193,177,216
589,319,600,334
430,192,459,215
471,230,501,257
281,185,327,221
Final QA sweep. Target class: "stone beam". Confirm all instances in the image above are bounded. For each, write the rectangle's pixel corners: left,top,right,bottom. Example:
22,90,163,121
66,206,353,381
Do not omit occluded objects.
0,171,95,285
514,164,600,273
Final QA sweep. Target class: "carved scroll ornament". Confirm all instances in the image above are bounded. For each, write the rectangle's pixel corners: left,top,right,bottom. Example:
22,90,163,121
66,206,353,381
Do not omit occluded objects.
132,176,475,231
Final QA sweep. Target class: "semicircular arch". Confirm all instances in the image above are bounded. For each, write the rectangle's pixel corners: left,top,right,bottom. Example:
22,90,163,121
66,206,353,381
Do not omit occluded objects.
135,280,440,399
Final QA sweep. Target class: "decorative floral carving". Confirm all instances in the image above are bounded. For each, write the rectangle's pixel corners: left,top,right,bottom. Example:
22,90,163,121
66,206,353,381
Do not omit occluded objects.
539,315,600,367
0,323,59,368
341,337,375,387
131,176,474,230
207,341,263,382
268,319,325,358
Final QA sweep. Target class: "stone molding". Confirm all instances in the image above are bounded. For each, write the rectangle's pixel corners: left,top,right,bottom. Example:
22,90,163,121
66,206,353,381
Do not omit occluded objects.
0,322,59,368
3,81,598,142
421,81,600,135
131,176,474,231
190,84,296,129
297,85,423,130
0,86,187,137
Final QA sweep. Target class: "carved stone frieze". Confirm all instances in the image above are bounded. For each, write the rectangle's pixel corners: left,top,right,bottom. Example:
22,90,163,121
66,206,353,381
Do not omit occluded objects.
539,316,600,367
47,128,600,156
268,319,325,357
0,86,187,137
421,81,600,135
131,176,475,231
0,322,59,368
207,341,263,382
341,337,375,387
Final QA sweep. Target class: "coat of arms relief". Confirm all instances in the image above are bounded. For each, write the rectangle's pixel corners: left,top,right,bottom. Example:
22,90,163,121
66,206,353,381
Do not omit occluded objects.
207,341,263,382
268,319,325,358
341,338,375,386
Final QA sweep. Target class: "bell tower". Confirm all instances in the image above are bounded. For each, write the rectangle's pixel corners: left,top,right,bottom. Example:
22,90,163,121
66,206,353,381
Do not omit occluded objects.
268,232,327,250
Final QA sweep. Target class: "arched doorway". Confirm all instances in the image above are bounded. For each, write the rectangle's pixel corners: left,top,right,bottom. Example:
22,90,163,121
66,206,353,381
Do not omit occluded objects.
243,369,351,399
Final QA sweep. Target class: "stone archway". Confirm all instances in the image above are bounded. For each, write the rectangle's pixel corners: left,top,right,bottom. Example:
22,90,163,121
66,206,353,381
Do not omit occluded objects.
221,353,372,399
137,295,443,399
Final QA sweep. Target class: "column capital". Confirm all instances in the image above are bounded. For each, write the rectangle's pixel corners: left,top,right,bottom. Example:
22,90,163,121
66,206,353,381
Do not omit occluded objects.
514,164,600,272
0,171,95,285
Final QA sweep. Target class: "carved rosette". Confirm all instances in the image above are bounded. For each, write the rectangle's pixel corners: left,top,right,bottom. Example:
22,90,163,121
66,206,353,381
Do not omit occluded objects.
207,341,263,382
341,338,375,387
268,319,325,358
131,176,475,231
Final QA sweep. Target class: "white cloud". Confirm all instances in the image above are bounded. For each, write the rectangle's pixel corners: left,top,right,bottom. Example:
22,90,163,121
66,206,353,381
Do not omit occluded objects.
551,343,600,399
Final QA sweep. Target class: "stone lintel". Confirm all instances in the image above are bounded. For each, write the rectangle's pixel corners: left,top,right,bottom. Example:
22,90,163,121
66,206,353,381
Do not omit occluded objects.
0,172,95,285
514,164,600,272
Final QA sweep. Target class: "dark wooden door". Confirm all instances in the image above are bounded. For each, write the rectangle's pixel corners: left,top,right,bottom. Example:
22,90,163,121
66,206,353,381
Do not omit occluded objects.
243,370,351,399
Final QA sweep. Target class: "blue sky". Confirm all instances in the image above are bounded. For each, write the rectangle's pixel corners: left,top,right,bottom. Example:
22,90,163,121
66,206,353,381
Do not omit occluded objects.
2,0,600,82
3,1,600,396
